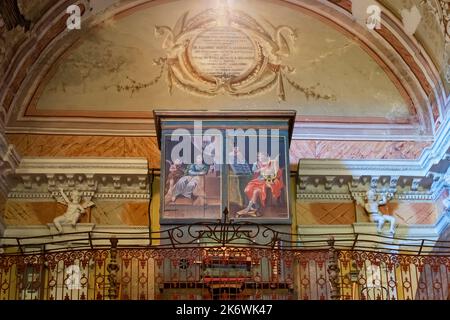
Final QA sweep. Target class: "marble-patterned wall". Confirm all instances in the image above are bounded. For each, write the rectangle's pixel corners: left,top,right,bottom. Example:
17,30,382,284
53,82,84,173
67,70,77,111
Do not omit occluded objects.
6,134,160,168
290,140,431,161
297,200,439,225
6,134,430,170
378,202,437,225
4,201,64,224
90,201,149,225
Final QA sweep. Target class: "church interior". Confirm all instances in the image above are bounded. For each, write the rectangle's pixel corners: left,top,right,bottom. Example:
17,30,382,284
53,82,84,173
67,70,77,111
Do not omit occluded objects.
0,0,449,301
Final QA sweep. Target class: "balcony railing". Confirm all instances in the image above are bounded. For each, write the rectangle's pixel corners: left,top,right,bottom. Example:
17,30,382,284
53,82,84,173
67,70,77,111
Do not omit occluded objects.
1,218,449,300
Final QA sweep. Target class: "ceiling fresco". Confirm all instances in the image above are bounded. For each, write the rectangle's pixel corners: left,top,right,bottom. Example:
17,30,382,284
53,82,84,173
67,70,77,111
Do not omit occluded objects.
32,0,409,120
0,0,447,139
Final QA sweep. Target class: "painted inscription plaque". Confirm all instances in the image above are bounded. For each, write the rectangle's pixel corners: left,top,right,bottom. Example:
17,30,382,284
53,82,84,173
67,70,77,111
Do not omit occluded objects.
190,26,257,79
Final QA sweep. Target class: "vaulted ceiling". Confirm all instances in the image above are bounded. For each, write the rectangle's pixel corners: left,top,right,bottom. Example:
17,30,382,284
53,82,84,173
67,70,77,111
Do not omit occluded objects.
0,0,449,141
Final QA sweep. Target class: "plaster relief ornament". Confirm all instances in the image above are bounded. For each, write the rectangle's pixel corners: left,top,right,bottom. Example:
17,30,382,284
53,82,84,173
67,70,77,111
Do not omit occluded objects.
52,188,95,233
361,189,396,234
117,1,334,101
444,172,450,210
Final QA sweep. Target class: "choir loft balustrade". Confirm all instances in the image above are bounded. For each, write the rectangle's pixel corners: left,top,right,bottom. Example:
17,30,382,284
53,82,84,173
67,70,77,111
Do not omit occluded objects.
1,218,450,300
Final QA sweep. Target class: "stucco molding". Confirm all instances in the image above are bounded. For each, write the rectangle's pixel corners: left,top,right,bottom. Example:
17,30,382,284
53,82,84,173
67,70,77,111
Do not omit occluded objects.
9,157,151,200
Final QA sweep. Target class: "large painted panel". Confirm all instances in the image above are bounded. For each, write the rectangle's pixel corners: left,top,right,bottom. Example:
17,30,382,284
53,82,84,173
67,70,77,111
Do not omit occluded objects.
158,114,293,224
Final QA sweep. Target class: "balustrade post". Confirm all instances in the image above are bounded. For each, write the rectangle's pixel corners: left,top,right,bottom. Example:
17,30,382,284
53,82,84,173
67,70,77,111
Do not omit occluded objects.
327,237,341,300
107,237,120,300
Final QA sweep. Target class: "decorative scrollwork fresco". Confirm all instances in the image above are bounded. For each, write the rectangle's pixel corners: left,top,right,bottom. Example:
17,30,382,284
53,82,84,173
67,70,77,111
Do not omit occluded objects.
118,2,335,101
421,0,450,82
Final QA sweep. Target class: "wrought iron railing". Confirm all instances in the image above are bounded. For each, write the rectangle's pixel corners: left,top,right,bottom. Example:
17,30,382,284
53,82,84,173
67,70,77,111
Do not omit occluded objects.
1,211,449,254
1,217,450,300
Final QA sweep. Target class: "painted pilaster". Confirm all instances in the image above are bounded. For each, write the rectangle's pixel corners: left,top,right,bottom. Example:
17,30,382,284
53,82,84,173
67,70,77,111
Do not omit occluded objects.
0,126,21,235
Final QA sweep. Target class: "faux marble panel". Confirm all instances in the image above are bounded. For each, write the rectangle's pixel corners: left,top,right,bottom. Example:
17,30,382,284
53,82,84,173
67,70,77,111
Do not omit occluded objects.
7,134,430,170
296,202,355,225
90,200,152,226
121,202,150,225
380,202,436,225
3,201,63,225
298,200,438,226
6,134,160,165
290,140,431,162
26,135,125,157
91,201,126,225
124,137,160,167
289,140,316,161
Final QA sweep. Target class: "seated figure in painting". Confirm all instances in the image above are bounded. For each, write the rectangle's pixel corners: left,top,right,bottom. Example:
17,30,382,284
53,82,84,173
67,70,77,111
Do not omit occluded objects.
236,152,284,217
169,154,209,204
164,158,184,195
364,189,396,234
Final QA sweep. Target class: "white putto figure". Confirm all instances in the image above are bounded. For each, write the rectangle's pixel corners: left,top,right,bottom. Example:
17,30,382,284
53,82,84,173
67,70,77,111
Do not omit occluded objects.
53,188,95,233
364,189,396,234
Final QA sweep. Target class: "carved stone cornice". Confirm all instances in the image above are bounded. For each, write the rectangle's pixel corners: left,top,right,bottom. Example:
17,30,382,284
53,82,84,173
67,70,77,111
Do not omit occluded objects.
297,173,437,201
297,172,442,202
297,127,450,201
9,157,150,200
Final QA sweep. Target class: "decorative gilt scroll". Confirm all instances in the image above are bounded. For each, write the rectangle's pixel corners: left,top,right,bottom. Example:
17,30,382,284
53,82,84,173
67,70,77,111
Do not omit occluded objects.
118,1,334,101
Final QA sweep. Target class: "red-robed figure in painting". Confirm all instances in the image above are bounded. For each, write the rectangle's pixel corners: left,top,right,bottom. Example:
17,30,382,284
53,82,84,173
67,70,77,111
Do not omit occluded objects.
237,152,284,217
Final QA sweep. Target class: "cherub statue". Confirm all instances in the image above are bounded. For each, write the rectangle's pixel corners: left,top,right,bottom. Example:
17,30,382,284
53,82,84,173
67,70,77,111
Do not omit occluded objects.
362,189,396,234
53,188,95,233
